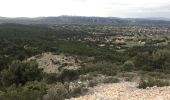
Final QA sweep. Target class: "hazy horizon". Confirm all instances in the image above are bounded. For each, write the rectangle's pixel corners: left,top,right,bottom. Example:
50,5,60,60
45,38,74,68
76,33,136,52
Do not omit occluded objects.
1,15,170,19
0,0,170,18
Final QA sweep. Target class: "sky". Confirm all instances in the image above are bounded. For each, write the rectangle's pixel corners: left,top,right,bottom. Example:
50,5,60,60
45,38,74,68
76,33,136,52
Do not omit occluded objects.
0,0,170,18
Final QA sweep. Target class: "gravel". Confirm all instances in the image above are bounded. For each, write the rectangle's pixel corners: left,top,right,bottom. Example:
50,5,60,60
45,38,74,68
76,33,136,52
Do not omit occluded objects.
69,82,170,100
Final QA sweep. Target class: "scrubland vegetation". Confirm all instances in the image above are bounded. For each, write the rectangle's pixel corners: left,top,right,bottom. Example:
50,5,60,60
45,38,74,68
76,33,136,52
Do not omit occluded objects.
0,23,170,99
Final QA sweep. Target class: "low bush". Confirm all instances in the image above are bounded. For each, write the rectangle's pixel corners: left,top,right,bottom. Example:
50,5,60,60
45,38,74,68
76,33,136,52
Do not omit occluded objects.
78,62,118,76
103,77,120,83
70,85,88,97
0,81,47,100
138,78,169,89
58,69,79,82
0,60,43,87
43,73,59,84
43,83,69,100
120,72,135,82
88,80,98,87
122,60,134,71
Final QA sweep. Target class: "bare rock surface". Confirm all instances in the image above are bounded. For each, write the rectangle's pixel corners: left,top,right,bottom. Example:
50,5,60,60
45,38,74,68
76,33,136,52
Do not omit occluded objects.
70,82,170,100
28,52,81,73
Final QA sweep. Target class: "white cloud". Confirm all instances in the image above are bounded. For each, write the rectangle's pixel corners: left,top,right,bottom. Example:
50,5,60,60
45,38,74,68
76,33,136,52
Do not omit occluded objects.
0,0,170,18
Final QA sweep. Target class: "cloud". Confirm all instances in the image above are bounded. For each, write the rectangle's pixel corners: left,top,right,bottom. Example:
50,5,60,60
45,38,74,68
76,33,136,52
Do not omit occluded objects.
0,0,170,18
100,0,170,18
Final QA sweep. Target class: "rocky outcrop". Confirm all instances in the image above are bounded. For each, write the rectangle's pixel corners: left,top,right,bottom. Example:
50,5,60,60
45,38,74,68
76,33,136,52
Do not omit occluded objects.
28,52,81,73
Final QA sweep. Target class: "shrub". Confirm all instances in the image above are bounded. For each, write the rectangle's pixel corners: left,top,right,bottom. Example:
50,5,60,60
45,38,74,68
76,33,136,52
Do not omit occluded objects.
133,52,152,71
43,83,68,100
79,62,118,76
58,69,79,82
0,60,43,87
88,80,98,87
122,60,134,71
70,85,88,97
152,49,170,70
120,72,135,82
103,77,120,83
147,72,167,79
0,81,47,100
138,78,169,89
43,73,59,84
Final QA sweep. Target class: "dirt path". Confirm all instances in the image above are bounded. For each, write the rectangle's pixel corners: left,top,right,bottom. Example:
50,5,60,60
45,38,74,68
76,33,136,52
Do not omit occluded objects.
69,82,170,100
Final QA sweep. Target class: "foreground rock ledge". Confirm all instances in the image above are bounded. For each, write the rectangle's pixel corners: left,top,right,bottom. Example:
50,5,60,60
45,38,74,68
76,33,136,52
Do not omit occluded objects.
69,82,170,100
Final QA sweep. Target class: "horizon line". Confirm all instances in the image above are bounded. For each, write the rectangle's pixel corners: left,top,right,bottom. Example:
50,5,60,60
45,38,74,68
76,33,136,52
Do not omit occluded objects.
0,15,170,19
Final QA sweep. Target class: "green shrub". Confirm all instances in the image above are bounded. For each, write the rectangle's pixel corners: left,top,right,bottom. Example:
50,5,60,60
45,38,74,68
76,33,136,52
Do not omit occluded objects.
0,61,43,87
147,72,168,79
79,62,118,76
138,78,169,89
103,77,120,83
122,60,134,71
43,83,68,100
0,81,47,100
43,73,59,84
120,72,135,82
152,49,170,70
88,80,98,87
58,69,79,82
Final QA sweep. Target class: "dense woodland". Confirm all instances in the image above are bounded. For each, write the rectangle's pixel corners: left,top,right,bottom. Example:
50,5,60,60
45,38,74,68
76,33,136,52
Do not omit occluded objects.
0,23,169,100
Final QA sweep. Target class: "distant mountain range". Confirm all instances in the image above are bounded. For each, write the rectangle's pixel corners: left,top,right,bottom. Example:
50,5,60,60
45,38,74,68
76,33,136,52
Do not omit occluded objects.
144,17,170,21
0,16,170,25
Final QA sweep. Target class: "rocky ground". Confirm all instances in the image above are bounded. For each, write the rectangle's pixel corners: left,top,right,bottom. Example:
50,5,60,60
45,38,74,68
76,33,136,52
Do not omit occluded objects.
27,53,170,100
69,82,170,100
28,52,81,73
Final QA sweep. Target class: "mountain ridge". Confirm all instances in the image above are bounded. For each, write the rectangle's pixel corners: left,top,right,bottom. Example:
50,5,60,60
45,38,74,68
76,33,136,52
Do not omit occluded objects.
0,16,170,25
